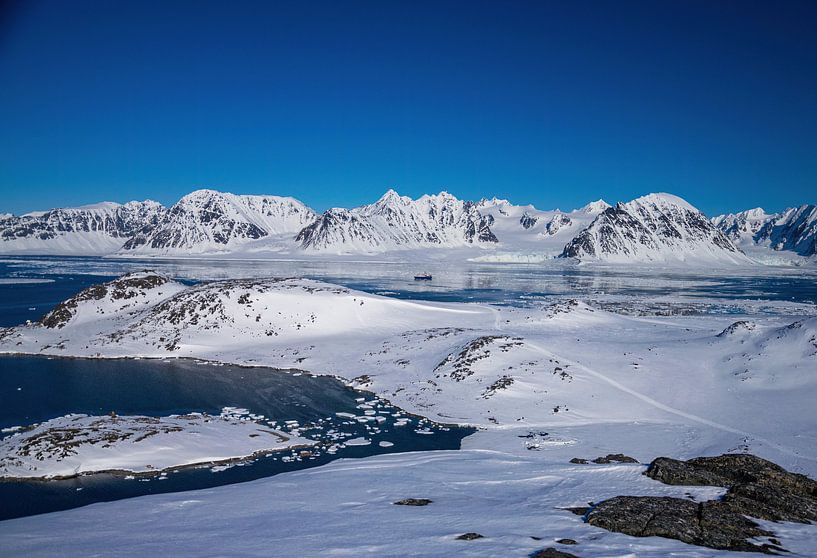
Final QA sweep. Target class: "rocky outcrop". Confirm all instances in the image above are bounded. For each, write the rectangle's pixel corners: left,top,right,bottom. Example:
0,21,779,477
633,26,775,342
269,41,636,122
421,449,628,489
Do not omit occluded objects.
587,495,777,553
40,272,172,329
393,498,432,506
581,453,817,554
519,212,538,229
530,549,579,558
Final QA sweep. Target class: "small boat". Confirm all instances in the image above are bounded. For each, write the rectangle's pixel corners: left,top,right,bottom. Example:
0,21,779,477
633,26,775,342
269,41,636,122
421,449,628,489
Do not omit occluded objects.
414,272,432,281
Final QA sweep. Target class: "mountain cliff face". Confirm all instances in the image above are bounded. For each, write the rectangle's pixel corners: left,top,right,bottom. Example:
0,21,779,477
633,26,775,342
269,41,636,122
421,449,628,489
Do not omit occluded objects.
561,193,748,264
0,201,165,254
296,190,497,252
714,205,817,257
122,190,316,253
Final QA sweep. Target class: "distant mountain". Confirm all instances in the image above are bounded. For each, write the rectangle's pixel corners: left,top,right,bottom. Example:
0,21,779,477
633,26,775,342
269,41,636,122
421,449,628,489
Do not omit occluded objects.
296,190,497,252
122,190,317,254
714,205,817,257
1,189,811,265
0,201,165,255
561,193,750,264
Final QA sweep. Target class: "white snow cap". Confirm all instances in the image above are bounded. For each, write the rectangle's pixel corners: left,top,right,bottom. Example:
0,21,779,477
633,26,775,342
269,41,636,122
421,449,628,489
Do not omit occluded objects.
578,199,611,214
626,192,698,212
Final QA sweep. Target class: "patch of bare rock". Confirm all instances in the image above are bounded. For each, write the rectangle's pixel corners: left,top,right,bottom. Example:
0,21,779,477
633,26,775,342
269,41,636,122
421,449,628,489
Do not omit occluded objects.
579,453,817,554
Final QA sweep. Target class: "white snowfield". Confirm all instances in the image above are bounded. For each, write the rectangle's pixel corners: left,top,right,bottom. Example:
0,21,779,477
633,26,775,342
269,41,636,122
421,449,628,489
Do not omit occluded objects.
2,272,817,555
0,412,312,479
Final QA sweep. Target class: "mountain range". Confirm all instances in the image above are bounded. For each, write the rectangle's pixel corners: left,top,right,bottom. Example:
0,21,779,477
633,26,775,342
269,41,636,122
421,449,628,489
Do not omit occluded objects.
1,189,814,265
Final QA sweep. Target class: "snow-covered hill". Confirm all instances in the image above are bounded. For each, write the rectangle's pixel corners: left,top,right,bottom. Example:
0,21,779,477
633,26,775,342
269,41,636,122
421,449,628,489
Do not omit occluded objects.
714,205,817,260
0,201,165,255
122,189,317,254
295,190,497,252
561,193,750,265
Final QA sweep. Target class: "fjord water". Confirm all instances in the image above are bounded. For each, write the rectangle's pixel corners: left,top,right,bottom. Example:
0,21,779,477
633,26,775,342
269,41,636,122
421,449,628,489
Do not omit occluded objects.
0,356,471,520
1,255,816,327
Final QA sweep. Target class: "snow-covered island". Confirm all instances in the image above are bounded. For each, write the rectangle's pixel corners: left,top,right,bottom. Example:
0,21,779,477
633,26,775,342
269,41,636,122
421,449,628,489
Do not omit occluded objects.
0,412,314,480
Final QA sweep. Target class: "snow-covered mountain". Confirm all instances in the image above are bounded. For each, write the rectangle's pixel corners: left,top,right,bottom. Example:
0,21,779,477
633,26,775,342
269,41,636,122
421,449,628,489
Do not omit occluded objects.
470,198,607,260
295,190,497,252
2,188,811,265
122,189,317,254
561,193,749,264
0,200,165,255
712,208,771,242
714,205,817,258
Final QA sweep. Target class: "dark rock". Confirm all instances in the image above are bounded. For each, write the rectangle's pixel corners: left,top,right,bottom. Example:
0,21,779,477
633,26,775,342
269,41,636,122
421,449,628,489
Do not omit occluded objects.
569,458,588,464
393,498,432,506
455,532,484,540
530,548,579,558
555,538,577,545
40,273,169,329
591,454,638,464
582,453,817,553
586,496,775,553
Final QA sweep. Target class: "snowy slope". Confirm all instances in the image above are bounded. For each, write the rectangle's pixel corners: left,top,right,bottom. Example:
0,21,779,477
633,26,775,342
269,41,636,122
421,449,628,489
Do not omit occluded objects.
470,198,607,261
121,189,317,254
0,200,164,255
295,190,497,253
562,193,750,265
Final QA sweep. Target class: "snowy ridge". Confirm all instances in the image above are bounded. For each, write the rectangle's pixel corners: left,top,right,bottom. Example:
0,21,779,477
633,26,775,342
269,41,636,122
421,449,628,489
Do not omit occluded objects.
122,189,317,254
713,204,817,261
712,207,771,241
561,193,750,264
577,199,612,214
0,200,164,255
296,190,497,252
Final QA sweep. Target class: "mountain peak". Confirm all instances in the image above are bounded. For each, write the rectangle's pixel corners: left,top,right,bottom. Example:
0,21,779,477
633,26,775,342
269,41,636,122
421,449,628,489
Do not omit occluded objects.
562,192,747,264
578,199,611,214
628,193,697,212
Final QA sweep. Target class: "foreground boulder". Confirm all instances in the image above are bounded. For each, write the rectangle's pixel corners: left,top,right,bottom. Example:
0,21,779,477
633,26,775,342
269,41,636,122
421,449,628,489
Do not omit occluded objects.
583,453,817,554
587,496,776,553
646,454,817,523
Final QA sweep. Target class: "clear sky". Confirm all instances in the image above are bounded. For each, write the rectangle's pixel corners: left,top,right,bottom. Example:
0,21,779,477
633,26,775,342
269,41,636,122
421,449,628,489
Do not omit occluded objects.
1,0,815,216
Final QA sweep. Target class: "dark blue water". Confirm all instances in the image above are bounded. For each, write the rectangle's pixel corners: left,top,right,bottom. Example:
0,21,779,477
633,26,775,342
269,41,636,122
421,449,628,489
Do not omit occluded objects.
1,256,815,327
0,355,472,520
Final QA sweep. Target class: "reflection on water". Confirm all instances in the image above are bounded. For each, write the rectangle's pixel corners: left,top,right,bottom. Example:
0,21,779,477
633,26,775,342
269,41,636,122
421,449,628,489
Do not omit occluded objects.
0,256,814,327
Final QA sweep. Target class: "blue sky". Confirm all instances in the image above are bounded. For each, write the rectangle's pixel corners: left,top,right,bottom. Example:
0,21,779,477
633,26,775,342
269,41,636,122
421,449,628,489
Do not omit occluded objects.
1,0,815,216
